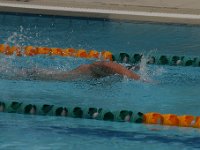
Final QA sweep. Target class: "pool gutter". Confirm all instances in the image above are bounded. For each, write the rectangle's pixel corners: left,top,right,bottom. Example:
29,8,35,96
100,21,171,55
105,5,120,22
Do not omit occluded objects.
0,1,200,24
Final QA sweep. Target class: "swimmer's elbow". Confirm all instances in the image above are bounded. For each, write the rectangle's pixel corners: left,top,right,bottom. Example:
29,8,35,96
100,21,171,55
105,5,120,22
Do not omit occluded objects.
122,70,140,80
130,74,140,80
134,75,140,80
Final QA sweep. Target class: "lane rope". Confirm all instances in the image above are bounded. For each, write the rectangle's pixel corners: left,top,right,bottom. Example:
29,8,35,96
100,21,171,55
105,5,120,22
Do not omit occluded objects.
0,101,143,123
117,52,200,67
0,44,199,67
0,44,113,60
1,101,200,128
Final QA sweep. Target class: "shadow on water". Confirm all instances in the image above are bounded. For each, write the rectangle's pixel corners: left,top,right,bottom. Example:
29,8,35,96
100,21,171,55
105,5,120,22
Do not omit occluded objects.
71,75,124,87
28,125,200,149
1,117,200,149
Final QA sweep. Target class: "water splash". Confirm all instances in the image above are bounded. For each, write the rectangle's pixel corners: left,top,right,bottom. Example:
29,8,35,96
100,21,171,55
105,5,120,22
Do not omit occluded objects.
138,51,166,82
138,55,150,81
0,26,91,80
4,26,29,47
0,27,33,79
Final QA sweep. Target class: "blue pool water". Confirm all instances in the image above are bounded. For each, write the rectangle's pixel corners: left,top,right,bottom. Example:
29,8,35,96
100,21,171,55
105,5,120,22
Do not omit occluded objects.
1,13,200,56
0,13,200,150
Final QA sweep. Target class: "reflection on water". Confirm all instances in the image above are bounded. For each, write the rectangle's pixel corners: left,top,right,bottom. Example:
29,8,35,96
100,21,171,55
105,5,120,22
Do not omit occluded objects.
1,113,200,150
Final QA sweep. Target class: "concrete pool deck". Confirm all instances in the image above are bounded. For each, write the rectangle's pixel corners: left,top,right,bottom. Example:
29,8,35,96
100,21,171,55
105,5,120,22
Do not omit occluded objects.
0,0,200,24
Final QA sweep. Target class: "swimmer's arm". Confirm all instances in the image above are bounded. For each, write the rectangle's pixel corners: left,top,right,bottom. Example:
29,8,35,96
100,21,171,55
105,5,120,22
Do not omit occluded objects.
17,64,91,81
35,69,70,80
112,65,140,80
19,68,72,81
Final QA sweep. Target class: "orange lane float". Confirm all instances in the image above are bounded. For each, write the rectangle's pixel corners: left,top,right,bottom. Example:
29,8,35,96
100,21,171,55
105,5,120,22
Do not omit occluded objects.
25,46,38,56
178,115,195,127
36,47,51,55
162,114,179,126
102,51,113,61
143,112,163,124
10,46,22,56
4,46,15,55
144,112,200,128
0,44,113,60
76,49,88,58
50,48,63,56
62,48,76,57
0,44,9,54
0,44,7,53
193,116,200,128
0,44,22,56
88,50,99,58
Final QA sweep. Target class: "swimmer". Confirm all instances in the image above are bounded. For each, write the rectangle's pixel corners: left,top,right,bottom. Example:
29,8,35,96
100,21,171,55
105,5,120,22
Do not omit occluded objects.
16,61,141,81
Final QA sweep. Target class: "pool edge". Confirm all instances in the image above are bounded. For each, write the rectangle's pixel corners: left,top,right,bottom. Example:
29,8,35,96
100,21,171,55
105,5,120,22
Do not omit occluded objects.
0,1,200,24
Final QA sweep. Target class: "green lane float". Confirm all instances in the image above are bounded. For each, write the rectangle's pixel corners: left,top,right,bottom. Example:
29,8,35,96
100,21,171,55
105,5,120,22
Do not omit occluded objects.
0,101,143,123
1,101,200,129
117,52,200,67
0,44,200,67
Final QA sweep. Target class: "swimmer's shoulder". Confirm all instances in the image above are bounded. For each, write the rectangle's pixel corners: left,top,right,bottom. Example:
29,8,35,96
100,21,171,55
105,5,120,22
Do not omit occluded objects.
94,61,119,66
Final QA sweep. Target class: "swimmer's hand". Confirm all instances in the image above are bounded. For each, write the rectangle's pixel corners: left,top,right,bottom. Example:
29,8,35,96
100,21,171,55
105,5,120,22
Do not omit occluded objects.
141,78,151,83
140,78,158,84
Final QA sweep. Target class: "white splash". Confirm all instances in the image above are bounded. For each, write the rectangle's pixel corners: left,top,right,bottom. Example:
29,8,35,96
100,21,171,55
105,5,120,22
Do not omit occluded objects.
138,51,166,82
0,27,29,77
138,55,151,81
4,27,28,47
